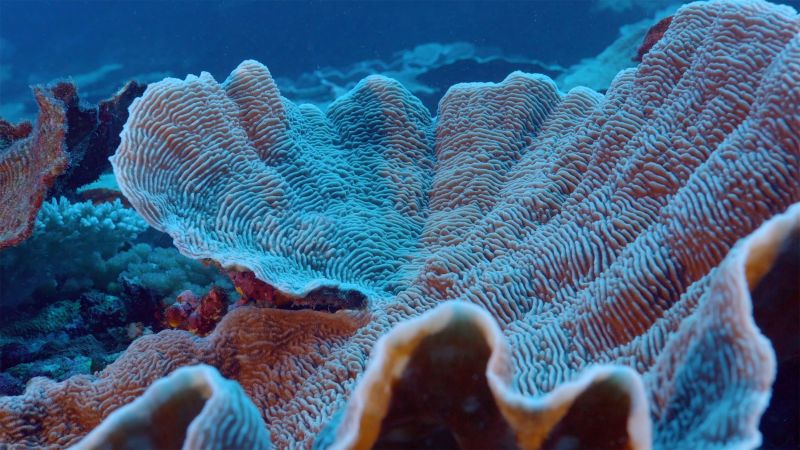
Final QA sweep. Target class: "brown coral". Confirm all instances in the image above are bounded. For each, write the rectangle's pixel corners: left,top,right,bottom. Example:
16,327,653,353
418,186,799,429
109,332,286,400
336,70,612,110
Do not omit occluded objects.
0,89,67,249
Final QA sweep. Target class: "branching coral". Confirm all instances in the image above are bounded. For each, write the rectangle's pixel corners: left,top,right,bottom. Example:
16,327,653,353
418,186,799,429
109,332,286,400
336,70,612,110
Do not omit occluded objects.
106,243,234,302
0,198,148,308
0,79,146,251
0,198,233,310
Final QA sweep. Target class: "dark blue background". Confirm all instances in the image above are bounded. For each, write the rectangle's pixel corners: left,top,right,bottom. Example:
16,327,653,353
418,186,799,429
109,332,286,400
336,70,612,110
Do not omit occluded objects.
1,0,798,120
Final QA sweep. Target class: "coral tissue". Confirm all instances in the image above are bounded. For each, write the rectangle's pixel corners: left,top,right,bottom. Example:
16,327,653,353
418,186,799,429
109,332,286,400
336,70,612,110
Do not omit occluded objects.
0,89,67,249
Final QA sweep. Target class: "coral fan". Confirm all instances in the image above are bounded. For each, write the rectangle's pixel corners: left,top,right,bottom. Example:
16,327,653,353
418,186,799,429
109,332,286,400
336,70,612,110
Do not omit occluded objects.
46,80,147,198
1,0,799,448
0,88,67,249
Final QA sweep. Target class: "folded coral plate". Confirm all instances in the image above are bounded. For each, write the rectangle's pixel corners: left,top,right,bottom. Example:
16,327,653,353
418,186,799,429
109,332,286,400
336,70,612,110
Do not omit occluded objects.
1,0,798,448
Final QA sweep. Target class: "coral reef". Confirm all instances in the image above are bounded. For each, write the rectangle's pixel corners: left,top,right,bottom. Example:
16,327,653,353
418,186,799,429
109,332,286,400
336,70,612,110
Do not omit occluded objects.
0,79,145,250
1,305,366,448
0,295,152,396
0,198,236,391
74,365,270,450
46,80,147,198
0,88,67,249
0,198,148,308
110,243,234,302
556,5,678,91
164,287,229,336
0,198,233,310
33,202,799,450
1,0,799,448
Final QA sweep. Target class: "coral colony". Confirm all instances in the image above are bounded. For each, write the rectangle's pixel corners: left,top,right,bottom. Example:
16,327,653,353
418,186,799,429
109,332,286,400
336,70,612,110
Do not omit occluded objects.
0,0,798,449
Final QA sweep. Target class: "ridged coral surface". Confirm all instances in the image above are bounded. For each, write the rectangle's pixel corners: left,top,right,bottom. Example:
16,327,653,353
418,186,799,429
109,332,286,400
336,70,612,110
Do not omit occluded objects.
74,365,270,450
1,0,799,448
112,58,433,299
0,89,67,250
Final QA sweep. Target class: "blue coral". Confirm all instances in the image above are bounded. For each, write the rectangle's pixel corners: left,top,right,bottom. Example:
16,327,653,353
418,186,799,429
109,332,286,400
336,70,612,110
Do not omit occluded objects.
0,197,148,308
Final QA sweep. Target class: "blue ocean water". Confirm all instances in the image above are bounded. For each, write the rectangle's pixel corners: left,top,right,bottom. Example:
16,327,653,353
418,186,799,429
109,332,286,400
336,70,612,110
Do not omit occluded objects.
10,0,796,120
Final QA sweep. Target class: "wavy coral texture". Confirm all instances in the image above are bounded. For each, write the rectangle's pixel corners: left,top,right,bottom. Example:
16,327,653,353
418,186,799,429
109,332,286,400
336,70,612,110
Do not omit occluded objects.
0,89,67,250
1,0,799,448
73,365,270,450
328,301,650,450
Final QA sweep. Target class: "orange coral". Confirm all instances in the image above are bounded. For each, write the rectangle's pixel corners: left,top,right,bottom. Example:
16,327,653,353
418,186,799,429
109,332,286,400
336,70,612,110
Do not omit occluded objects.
163,287,229,336
0,88,67,249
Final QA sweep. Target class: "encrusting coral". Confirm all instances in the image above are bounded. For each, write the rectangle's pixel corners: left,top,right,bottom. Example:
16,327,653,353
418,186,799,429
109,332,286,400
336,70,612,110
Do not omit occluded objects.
0,0,799,448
